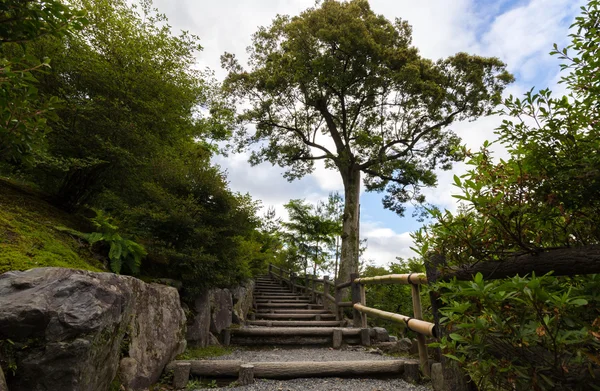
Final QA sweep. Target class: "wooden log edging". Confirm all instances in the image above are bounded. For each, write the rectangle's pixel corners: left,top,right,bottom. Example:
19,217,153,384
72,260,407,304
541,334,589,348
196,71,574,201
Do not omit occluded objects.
353,304,437,337
231,327,361,337
168,359,409,379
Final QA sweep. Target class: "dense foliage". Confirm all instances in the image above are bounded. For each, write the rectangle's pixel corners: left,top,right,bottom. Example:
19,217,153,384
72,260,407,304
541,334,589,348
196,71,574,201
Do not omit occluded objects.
415,2,600,389
0,0,277,297
0,0,86,165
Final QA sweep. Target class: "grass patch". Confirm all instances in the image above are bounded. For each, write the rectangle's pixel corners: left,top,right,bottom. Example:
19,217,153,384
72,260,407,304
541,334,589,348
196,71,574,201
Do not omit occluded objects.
176,345,233,360
0,178,104,274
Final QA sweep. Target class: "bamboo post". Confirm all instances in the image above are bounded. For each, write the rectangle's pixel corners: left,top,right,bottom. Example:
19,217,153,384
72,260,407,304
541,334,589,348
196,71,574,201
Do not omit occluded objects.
351,273,367,328
334,281,342,321
411,282,430,377
268,264,272,278
305,273,309,295
323,276,330,308
238,364,255,385
291,272,296,293
360,328,371,346
311,274,316,303
332,328,343,349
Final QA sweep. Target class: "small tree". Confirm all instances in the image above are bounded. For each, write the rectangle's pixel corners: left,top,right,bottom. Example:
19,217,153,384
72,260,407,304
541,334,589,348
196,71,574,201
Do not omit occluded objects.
222,0,513,285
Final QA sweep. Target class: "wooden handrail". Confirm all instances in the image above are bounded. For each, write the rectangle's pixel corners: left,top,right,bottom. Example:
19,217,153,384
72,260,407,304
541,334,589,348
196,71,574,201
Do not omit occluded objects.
354,273,427,285
353,303,437,337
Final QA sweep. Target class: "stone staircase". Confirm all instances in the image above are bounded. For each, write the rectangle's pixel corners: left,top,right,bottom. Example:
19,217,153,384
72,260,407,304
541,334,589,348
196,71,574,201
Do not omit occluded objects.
167,274,421,387
229,274,365,346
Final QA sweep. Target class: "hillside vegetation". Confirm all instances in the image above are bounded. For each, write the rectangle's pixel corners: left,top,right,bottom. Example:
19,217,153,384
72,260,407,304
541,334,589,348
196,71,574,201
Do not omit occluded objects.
0,179,103,274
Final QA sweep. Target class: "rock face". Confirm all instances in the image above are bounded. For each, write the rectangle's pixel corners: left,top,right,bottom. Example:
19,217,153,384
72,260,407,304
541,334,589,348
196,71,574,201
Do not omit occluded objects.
232,280,254,324
186,290,211,347
209,289,233,335
186,280,254,347
0,268,186,391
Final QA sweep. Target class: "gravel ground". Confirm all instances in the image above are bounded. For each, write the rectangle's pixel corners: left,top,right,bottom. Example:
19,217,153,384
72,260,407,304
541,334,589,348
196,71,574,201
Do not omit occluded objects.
194,377,432,391
191,346,431,391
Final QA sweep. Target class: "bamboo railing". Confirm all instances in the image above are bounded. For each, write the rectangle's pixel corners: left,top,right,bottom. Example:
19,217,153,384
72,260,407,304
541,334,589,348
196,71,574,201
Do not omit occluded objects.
267,264,436,377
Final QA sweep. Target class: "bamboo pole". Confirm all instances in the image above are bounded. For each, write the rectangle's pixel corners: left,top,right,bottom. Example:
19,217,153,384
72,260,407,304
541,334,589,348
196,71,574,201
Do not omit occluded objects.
290,272,296,293
352,304,436,337
354,273,427,285
411,283,430,377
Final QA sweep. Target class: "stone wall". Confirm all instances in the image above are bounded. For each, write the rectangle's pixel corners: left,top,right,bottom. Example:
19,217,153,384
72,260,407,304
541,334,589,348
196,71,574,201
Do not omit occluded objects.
0,268,186,391
186,280,254,347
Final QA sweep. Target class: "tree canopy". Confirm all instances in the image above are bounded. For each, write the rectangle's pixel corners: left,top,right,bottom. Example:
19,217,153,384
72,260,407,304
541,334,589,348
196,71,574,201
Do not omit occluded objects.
222,0,513,285
0,0,278,297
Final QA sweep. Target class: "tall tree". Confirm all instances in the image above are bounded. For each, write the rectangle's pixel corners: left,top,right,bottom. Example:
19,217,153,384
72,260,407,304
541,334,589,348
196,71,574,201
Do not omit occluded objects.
222,0,513,284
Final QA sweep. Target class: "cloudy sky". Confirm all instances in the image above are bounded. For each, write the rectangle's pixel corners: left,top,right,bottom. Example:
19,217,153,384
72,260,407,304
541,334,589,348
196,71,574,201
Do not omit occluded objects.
154,0,583,267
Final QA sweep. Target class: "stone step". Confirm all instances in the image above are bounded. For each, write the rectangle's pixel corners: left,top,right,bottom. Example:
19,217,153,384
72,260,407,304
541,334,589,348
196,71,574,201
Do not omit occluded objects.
247,320,344,327
255,299,311,304
256,303,324,309
254,313,336,320
254,294,307,298
256,309,331,314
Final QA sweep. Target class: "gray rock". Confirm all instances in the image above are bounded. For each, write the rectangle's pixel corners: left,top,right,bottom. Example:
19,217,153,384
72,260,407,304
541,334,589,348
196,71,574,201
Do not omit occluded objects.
431,362,445,391
186,291,211,347
389,336,398,342
152,278,183,290
208,332,221,346
120,280,187,390
409,338,420,355
0,267,186,391
210,289,232,334
372,327,389,342
232,280,254,324
397,337,413,352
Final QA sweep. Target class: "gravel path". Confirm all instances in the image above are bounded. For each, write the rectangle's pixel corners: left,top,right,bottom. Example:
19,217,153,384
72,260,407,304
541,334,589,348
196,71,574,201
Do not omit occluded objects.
194,377,431,391
191,346,431,391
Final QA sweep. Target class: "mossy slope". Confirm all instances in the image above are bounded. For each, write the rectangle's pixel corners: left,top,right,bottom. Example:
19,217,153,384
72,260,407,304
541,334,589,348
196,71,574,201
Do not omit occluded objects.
0,178,104,274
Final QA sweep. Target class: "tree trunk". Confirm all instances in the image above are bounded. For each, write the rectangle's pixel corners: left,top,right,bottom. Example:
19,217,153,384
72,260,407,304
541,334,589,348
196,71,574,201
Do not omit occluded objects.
339,168,361,288
334,236,339,280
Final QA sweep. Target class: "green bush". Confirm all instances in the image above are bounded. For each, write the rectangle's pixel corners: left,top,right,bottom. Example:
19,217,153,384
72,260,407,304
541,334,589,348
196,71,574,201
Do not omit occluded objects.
431,273,600,390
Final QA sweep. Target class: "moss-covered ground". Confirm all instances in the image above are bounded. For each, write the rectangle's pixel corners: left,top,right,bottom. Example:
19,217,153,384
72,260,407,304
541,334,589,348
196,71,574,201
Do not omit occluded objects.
0,178,105,274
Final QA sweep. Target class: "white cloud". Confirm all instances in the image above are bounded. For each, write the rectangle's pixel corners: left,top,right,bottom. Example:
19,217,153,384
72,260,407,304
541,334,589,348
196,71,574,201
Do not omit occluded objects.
361,221,416,267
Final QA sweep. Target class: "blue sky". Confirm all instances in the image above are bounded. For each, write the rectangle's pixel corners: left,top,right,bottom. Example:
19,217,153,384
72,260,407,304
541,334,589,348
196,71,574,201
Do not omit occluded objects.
154,0,584,266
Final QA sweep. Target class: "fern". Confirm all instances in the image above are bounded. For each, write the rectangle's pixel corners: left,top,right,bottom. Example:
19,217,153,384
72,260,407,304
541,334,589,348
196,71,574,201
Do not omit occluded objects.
57,209,146,274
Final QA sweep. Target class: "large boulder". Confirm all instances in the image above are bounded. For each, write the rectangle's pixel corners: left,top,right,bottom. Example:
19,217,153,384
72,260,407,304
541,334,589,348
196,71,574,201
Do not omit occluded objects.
0,268,186,391
186,291,211,347
231,280,254,324
209,289,232,334
119,278,187,390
